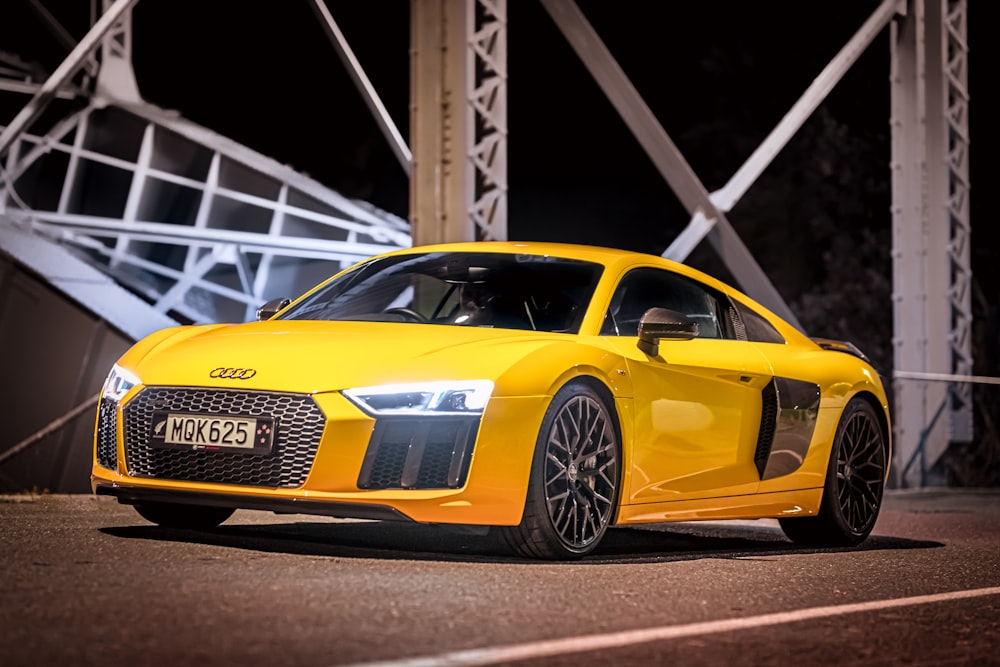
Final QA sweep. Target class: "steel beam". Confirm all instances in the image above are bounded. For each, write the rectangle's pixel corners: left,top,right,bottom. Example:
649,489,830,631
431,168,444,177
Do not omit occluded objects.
0,0,140,159
310,0,412,175
540,0,801,332
890,0,972,486
409,0,506,245
711,0,903,213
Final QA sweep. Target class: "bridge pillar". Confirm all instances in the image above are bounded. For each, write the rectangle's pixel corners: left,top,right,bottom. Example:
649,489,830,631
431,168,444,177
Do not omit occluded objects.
409,0,506,245
890,0,973,486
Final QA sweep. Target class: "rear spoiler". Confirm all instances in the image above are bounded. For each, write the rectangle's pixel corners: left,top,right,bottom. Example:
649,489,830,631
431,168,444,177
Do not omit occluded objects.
811,337,871,364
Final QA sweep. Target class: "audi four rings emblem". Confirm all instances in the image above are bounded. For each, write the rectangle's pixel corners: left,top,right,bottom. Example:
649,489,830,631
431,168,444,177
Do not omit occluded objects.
210,367,257,380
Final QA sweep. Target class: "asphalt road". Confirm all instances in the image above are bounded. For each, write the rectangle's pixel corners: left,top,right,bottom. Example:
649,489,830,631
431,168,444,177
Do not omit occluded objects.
2,489,999,667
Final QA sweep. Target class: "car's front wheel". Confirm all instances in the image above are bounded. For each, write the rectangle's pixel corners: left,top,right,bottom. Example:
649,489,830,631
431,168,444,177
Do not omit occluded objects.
133,502,235,530
501,382,621,559
779,397,887,547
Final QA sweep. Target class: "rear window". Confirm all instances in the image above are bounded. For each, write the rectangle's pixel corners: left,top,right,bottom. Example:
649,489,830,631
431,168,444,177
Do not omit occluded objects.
733,299,785,344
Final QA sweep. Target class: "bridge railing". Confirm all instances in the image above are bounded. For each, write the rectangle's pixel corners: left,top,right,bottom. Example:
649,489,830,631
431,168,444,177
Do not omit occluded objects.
893,371,1000,488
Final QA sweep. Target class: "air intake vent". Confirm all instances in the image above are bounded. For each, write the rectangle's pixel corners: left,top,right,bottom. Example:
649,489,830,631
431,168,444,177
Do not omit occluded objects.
96,398,119,470
358,417,479,489
754,380,778,478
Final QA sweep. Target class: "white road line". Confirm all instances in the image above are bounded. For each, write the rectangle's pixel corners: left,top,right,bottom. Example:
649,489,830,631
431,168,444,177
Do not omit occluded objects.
339,586,1000,667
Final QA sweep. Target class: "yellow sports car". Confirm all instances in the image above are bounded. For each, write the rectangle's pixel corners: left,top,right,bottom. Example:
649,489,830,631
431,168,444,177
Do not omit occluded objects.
92,241,891,559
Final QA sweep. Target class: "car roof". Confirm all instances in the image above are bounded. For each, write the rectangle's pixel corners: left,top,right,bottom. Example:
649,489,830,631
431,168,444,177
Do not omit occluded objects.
353,240,811,344
387,240,729,294
386,240,647,262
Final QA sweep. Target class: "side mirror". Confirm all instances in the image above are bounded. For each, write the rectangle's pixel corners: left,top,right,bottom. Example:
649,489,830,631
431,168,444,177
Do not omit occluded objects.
256,297,291,321
637,307,698,356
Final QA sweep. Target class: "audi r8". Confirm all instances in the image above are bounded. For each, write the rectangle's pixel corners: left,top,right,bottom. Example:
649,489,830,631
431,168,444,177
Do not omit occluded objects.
92,241,891,559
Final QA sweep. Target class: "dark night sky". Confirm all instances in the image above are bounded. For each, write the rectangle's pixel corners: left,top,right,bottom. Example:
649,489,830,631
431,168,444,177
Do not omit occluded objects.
124,1,890,235
2,1,995,299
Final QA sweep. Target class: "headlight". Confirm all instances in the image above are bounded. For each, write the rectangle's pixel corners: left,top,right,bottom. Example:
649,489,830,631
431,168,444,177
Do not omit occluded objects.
101,364,141,402
343,380,494,416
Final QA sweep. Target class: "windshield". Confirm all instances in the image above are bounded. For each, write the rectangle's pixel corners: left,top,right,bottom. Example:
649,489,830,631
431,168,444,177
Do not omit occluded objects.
278,252,603,333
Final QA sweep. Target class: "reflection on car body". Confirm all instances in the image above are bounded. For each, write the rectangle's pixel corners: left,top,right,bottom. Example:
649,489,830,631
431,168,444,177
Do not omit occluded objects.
93,241,891,559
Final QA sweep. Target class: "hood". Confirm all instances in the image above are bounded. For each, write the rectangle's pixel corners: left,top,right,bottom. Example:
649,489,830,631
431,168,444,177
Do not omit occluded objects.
127,320,565,395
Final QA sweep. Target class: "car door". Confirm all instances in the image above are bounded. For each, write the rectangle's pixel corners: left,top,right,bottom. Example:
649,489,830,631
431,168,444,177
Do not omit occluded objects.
602,267,773,503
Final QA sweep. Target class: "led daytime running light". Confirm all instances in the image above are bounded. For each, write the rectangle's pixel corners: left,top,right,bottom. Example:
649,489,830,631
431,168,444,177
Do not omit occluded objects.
101,364,140,402
343,380,494,416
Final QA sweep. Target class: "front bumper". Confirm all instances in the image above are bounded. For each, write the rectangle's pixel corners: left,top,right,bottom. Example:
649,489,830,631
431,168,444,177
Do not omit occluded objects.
94,483,412,522
92,387,547,526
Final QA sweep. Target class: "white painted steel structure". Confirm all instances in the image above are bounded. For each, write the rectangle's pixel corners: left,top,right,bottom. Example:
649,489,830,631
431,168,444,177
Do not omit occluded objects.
891,0,974,486
0,1,410,325
539,0,804,332
0,0,984,488
0,99,411,324
410,0,507,245
540,0,978,487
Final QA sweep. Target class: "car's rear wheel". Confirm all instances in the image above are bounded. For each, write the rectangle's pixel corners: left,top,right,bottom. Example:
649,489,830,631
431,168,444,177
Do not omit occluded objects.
779,397,886,546
133,502,235,530
501,382,621,559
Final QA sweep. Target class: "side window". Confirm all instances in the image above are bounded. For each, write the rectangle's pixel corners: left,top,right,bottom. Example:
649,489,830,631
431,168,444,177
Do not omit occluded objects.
732,299,786,344
601,268,725,339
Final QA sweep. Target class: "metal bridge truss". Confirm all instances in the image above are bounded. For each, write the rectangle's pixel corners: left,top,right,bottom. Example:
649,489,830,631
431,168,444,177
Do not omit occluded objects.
0,0,989,489
890,0,974,486
0,98,410,324
1,0,411,326
409,0,507,246
468,0,508,242
941,1,973,441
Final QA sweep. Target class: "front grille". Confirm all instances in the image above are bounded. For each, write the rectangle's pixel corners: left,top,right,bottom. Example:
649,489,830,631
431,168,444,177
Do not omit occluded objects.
754,380,778,478
358,417,478,489
96,398,118,470
123,387,325,488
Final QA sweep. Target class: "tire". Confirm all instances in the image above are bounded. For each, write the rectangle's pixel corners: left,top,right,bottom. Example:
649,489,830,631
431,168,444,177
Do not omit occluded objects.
501,382,621,559
779,397,887,547
133,502,235,530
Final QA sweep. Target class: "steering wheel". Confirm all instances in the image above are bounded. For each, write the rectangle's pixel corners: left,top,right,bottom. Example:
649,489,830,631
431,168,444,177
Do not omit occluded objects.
383,307,428,322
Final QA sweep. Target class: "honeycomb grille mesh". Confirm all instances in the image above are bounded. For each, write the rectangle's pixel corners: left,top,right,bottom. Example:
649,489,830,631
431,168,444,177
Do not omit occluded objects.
96,398,118,470
123,387,324,488
359,417,477,489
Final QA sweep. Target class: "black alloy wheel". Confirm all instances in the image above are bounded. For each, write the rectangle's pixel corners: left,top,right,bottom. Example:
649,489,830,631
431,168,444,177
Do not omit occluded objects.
502,382,621,559
835,401,888,534
780,397,887,546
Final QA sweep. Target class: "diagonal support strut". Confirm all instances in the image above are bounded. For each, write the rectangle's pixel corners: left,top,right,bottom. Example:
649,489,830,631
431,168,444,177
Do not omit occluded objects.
539,0,802,332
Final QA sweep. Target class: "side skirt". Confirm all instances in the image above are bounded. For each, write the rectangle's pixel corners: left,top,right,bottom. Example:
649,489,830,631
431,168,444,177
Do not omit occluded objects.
615,488,824,525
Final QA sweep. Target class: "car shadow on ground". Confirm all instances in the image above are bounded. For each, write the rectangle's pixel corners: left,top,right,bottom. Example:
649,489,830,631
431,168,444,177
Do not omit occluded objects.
100,516,943,564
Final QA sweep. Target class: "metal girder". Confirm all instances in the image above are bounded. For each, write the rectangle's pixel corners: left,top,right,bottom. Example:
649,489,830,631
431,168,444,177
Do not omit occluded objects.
467,0,507,241
939,0,973,442
310,0,412,175
0,0,139,160
710,0,903,214
410,0,506,245
94,0,141,102
2,0,983,494
662,0,904,260
539,0,802,332
3,100,410,324
890,0,973,487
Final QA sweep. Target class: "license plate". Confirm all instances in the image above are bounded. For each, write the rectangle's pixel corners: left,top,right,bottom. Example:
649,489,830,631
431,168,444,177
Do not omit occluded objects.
150,411,275,455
